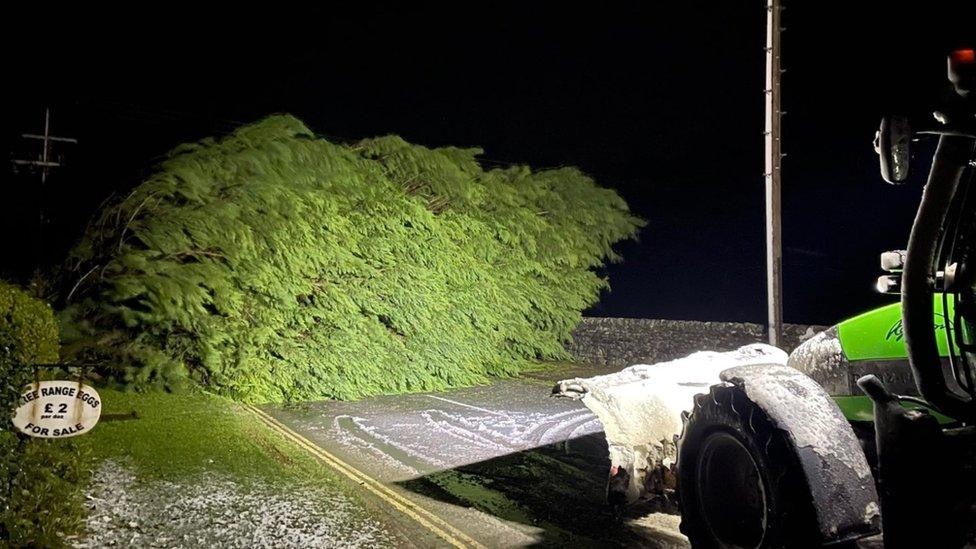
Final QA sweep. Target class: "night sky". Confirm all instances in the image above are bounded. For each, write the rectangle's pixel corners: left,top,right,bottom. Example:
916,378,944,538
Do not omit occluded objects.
3,2,974,325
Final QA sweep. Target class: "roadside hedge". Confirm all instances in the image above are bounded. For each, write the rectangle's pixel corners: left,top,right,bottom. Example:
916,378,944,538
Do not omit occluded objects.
0,281,90,547
62,115,643,402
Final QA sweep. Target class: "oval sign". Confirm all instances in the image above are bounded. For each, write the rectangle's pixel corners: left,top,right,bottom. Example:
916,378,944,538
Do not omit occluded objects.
11,380,101,438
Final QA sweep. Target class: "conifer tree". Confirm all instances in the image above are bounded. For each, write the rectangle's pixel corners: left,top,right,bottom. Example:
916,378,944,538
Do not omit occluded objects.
62,115,643,402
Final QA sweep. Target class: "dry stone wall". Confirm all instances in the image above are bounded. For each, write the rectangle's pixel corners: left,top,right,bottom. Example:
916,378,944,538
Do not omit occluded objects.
568,317,826,368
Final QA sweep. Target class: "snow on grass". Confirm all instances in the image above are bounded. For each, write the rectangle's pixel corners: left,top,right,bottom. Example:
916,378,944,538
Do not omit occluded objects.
73,460,393,548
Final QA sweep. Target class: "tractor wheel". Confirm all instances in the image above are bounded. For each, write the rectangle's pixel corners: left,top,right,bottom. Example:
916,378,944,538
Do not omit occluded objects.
676,384,819,548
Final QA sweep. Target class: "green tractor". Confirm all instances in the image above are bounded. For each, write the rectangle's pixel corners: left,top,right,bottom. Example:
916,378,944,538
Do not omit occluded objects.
555,48,976,547
786,295,971,547
790,294,958,428
785,47,976,547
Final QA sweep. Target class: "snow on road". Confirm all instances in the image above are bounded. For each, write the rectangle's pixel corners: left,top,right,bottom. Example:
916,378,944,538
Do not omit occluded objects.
269,375,604,481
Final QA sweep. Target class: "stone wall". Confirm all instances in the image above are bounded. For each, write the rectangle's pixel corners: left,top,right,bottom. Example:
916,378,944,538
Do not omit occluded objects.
567,317,827,368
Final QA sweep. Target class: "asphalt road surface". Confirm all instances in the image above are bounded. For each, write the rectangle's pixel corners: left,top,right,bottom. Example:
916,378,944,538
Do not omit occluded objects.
262,363,689,547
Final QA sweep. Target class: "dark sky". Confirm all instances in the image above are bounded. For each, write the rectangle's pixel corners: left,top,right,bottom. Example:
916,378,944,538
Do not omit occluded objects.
3,2,974,325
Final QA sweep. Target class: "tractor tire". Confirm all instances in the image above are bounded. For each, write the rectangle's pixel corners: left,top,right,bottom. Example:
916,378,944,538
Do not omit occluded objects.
676,384,820,548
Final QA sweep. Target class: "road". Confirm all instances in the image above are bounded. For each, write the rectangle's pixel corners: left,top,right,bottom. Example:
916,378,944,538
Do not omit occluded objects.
260,363,690,547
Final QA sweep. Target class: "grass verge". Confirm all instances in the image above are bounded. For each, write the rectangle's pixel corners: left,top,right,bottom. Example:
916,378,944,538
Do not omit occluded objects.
82,389,334,481
57,389,394,547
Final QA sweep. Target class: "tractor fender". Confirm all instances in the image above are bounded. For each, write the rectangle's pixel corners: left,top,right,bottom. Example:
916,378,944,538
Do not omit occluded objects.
718,363,881,542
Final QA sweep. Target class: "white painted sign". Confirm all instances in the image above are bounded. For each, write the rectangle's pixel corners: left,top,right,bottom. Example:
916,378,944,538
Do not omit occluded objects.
11,380,101,438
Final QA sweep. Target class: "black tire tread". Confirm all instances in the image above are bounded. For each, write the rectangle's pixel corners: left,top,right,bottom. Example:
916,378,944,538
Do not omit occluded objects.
676,383,819,548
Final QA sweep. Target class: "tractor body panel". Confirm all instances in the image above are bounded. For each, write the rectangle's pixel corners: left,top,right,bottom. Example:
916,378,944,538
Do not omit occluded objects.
789,296,953,400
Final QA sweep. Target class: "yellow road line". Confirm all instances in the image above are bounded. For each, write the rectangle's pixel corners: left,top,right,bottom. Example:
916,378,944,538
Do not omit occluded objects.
243,403,485,549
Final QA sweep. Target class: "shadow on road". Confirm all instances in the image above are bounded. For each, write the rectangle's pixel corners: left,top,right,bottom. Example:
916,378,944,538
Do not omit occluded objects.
395,432,687,547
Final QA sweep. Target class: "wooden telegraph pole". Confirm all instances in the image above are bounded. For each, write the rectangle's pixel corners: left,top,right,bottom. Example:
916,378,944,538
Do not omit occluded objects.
11,108,77,268
12,108,77,183
764,0,784,347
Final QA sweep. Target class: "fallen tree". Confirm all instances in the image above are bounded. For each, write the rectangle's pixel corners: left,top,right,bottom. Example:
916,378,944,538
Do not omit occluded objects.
62,115,642,402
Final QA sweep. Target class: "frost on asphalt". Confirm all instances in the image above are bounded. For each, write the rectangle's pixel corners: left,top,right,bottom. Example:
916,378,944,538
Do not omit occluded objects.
72,460,395,548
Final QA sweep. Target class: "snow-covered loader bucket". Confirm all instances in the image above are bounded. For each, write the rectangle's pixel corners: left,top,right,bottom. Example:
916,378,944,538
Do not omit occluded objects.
552,344,880,547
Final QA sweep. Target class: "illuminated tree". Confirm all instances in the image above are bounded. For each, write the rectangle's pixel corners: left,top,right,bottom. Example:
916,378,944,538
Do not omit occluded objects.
62,115,643,402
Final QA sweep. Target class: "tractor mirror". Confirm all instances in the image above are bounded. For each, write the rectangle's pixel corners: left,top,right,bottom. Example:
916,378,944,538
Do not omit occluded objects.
876,115,911,184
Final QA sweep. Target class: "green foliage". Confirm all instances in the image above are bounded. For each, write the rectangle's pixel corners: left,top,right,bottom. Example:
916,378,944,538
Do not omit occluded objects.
0,282,90,547
0,436,91,547
63,115,643,402
0,281,59,367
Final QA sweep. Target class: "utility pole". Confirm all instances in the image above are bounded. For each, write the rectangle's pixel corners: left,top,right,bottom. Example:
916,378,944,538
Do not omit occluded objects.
12,108,77,183
764,0,784,347
11,108,77,267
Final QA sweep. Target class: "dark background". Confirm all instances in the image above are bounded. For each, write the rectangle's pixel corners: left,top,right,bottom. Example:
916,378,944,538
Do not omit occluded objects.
2,2,974,325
